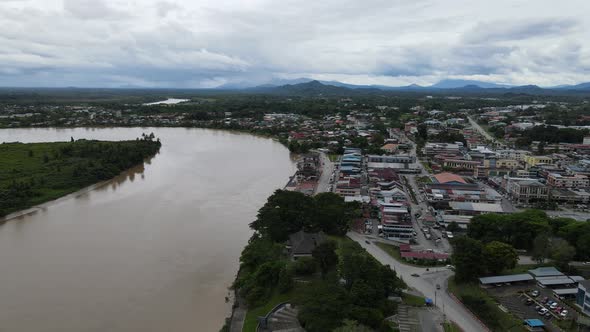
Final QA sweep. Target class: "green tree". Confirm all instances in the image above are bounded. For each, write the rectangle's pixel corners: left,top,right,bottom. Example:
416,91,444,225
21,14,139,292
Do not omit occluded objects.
278,267,294,293
313,240,339,276
296,281,350,332
532,233,551,263
550,238,576,270
451,236,485,282
312,193,355,235
446,221,461,233
417,124,428,140
483,241,518,274
332,319,373,332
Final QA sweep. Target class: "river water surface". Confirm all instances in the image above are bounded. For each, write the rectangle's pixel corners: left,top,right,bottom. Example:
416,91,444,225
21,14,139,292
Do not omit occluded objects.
0,128,296,332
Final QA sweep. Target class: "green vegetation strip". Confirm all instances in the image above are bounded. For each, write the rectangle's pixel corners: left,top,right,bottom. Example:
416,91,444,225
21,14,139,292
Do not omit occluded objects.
401,293,425,307
443,321,462,332
0,137,161,218
447,278,526,332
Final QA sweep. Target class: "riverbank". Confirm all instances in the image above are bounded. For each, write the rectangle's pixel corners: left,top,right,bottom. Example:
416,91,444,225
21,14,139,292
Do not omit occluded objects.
0,136,161,219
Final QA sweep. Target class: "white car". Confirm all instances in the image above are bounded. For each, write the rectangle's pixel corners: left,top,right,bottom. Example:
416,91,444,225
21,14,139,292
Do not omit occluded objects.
539,308,549,315
550,302,558,309
560,310,568,317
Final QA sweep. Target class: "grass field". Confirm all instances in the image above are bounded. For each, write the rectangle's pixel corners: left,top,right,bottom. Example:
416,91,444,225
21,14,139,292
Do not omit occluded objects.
0,139,160,217
402,292,426,307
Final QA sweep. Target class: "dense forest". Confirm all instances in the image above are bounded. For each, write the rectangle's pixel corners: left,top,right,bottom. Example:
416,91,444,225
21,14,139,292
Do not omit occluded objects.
234,190,404,331
515,125,589,146
0,134,161,217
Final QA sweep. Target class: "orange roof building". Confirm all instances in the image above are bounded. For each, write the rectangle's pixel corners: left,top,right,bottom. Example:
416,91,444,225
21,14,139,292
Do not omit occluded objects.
433,172,467,185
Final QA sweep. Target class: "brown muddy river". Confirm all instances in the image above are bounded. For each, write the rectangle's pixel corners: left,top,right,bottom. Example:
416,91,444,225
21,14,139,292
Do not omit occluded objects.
0,128,296,332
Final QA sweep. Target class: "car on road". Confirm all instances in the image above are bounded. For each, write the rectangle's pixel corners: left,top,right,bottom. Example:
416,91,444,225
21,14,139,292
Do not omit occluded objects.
446,265,454,270
436,284,441,290
411,273,420,277
531,290,540,297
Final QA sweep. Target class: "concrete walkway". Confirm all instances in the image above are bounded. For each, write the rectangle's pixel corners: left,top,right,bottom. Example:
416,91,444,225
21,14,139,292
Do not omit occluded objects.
229,295,247,332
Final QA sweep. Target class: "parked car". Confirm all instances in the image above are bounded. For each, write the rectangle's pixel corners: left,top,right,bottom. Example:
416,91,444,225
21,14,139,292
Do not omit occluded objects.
545,312,552,319
560,310,568,318
554,307,562,313
411,273,420,277
541,297,549,304
550,302,558,309
538,308,549,315
525,298,533,305
436,284,441,290
535,305,541,311
531,290,540,297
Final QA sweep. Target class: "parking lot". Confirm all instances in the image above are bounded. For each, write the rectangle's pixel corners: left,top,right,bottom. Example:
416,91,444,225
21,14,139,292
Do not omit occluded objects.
486,283,576,332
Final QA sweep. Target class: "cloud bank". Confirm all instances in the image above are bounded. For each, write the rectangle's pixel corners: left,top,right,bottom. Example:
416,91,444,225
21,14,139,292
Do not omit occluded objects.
0,0,588,88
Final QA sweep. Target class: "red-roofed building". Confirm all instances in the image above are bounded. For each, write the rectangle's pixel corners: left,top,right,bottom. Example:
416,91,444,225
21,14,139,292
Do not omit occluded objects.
433,172,467,185
401,251,449,262
399,244,411,252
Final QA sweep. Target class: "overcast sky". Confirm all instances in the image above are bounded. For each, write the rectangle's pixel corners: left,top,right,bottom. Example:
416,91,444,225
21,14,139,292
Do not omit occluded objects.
1,0,589,88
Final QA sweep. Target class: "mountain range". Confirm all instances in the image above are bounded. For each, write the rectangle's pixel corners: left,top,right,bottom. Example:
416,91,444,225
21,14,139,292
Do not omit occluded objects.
217,78,590,93
223,79,590,97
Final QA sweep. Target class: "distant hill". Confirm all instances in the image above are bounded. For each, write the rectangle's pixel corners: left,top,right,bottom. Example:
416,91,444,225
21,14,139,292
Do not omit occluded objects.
430,79,511,89
217,77,590,94
246,80,590,97
554,82,590,91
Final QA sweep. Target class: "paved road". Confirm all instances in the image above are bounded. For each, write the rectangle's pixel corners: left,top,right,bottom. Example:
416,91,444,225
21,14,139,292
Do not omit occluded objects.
468,116,495,142
403,138,452,253
348,232,490,332
314,151,335,195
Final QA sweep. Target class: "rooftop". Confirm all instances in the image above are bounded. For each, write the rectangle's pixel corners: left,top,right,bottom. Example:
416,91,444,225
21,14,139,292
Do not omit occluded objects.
434,172,467,184
479,274,534,285
448,202,504,213
528,267,564,278
523,319,544,328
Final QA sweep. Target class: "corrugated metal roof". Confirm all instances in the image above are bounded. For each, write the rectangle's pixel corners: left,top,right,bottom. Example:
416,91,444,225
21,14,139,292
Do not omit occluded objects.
553,288,579,295
479,274,534,284
528,267,564,277
536,276,577,286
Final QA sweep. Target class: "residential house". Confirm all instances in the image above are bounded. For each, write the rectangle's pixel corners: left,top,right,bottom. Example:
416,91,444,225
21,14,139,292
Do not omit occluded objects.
286,231,327,260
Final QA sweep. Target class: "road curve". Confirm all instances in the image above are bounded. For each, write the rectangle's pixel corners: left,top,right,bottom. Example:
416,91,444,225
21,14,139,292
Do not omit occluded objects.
347,232,489,332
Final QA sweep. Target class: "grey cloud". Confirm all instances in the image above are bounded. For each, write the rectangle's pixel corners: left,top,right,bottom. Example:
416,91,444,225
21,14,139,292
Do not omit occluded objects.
63,0,128,20
464,18,579,43
0,0,589,87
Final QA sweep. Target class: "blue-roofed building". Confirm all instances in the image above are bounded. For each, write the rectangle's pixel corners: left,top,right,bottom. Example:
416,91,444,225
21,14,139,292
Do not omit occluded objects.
523,319,544,331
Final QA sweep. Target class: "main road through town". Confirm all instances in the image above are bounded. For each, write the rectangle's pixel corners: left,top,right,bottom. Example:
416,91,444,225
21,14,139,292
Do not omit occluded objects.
348,232,489,332
314,151,335,194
